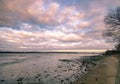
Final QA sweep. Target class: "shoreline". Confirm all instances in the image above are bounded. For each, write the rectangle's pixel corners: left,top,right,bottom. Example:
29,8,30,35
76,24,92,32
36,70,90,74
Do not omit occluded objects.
0,53,118,84
74,55,119,84
0,53,101,84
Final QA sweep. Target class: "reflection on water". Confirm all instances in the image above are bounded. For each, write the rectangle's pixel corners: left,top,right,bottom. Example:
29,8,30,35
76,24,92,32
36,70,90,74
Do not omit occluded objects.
0,53,98,84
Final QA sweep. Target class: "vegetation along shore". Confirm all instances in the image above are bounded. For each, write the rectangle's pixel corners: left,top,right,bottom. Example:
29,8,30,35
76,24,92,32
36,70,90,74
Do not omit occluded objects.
74,54,120,84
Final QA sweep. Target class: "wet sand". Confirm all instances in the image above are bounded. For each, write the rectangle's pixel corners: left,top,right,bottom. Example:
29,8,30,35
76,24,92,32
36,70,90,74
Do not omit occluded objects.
74,56,119,84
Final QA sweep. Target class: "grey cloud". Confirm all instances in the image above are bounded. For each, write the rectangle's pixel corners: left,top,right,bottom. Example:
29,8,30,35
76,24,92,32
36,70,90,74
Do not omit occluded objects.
0,0,119,51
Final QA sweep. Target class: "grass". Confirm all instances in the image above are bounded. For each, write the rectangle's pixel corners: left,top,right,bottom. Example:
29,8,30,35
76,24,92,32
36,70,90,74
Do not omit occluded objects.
90,55,106,62
74,55,107,84
74,55,119,84
74,62,108,84
115,54,120,84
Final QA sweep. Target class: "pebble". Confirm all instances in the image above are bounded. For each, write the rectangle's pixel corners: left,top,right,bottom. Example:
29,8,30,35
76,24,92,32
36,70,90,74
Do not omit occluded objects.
44,71,47,73
17,77,24,81
0,79,5,82
61,80,64,82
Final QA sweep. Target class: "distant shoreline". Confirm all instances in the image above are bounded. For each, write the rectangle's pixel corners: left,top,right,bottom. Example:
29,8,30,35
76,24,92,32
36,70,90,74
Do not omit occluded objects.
0,51,101,54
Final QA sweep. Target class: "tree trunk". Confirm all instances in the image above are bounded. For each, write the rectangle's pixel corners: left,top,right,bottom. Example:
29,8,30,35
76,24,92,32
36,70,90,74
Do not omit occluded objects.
116,43,120,52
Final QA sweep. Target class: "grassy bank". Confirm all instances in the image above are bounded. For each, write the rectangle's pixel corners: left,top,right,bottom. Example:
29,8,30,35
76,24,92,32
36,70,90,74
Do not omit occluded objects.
115,54,120,84
74,55,119,84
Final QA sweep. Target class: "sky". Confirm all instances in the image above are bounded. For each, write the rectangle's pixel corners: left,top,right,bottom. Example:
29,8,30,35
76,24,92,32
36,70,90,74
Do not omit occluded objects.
0,0,120,52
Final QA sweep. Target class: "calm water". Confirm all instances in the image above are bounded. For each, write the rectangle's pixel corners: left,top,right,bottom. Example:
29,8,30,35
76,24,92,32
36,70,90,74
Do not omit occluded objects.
0,53,98,84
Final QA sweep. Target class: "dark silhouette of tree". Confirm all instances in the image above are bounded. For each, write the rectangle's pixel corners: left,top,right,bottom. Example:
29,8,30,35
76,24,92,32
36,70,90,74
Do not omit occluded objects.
103,6,120,52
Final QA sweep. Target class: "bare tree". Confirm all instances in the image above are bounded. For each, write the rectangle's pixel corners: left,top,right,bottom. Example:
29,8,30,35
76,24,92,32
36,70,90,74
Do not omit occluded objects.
103,6,120,51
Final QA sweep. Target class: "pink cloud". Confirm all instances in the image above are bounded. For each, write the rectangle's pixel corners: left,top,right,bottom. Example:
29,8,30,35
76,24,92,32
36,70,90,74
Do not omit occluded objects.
0,0,120,51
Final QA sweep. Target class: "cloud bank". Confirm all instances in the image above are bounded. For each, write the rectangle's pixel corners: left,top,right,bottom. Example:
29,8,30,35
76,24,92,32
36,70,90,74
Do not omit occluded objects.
0,0,119,51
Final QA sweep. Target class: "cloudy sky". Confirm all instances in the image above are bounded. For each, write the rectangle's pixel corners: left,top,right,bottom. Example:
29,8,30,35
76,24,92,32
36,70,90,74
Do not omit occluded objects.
0,0,120,51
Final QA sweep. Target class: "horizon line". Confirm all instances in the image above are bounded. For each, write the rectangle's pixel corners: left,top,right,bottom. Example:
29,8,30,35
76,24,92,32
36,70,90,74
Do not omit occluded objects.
0,49,106,53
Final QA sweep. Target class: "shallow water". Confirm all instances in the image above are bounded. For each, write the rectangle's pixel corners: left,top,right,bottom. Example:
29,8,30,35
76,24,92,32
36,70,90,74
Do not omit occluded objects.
0,53,98,84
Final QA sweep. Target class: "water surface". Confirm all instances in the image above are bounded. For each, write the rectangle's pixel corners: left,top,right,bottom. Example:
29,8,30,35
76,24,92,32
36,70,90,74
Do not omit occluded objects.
0,53,98,84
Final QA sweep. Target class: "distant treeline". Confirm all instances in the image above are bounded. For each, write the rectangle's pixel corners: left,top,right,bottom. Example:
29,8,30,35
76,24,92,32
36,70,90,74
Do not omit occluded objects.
104,50,120,55
0,51,99,54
